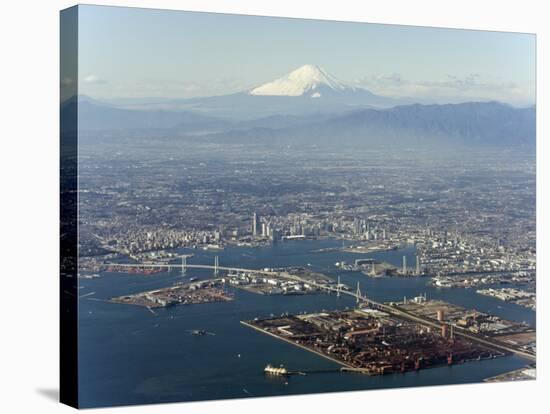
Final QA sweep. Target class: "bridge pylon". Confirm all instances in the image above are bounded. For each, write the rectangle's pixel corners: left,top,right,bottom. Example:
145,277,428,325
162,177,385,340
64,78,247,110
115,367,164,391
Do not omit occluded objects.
337,276,341,298
214,256,219,276
356,281,362,304
181,255,187,276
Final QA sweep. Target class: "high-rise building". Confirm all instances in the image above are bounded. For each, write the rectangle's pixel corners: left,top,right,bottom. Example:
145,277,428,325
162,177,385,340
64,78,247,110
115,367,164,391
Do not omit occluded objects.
353,218,362,234
252,212,259,236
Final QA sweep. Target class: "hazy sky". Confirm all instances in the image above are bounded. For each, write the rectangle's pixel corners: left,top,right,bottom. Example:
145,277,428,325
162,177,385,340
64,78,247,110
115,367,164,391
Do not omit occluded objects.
77,5,536,105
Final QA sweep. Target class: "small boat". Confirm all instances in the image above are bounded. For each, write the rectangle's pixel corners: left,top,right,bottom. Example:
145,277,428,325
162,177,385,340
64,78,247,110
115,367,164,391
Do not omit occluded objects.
188,329,216,336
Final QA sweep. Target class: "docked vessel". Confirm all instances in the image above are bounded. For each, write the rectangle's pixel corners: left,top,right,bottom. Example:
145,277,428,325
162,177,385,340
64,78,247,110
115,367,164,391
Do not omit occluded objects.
264,364,289,376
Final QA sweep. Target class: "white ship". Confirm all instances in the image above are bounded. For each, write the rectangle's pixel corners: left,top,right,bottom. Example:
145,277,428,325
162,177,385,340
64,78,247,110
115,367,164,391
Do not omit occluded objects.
264,364,289,376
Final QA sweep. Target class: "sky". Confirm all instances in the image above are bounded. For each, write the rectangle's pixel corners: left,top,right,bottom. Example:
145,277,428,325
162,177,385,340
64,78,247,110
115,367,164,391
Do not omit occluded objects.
75,5,536,106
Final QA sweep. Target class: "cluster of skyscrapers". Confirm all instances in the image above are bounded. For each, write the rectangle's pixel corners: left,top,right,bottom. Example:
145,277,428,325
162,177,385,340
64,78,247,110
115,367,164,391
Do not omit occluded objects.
252,212,281,241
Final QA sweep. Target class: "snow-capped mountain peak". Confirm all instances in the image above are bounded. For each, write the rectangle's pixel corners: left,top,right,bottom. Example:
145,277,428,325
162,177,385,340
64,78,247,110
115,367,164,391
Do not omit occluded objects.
249,64,355,97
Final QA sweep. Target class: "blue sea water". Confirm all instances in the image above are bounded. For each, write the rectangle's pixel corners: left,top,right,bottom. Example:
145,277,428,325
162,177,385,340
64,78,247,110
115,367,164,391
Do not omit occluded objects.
77,239,533,407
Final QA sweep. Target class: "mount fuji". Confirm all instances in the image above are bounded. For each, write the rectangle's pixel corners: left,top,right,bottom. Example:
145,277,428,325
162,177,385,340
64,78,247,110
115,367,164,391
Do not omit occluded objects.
106,65,398,119
249,64,361,98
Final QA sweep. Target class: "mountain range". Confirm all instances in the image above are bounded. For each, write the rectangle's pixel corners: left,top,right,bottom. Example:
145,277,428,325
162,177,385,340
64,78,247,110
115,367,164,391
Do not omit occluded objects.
63,64,536,151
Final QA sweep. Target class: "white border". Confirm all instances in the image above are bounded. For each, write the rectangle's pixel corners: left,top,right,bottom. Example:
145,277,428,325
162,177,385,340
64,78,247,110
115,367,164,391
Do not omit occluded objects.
0,1,547,413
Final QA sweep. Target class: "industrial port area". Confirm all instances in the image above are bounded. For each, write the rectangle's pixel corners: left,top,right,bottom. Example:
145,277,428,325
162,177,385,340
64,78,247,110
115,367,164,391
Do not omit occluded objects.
110,278,233,308
103,254,536,380
85,231,536,393
476,287,536,311
242,291,536,377
223,267,337,295
397,298,533,337
108,264,341,308
336,258,401,277
396,298,536,355
243,306,508,376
